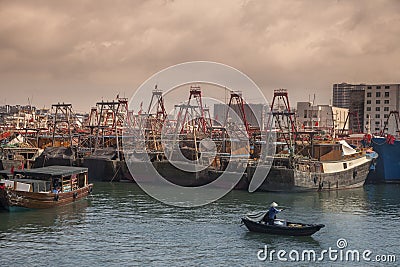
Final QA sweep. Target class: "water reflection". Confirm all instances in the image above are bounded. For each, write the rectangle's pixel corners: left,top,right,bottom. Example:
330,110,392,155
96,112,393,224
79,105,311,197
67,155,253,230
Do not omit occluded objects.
364,184,400,218
226,184,398,217
0,200,90,239
0,182,399,266
242,230,321,247
316,187,370,215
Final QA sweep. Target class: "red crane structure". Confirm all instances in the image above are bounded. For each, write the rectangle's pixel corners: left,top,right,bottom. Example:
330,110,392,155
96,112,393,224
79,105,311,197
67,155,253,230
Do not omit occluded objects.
224,91,250,137
146,87,167,135
51,103,82,147
269,89,297,147
177,86,211,136
93,98,129,155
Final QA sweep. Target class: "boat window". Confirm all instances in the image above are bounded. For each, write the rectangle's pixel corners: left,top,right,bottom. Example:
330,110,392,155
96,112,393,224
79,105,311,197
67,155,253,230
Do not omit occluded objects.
343,163,347,169
45,182,51,192
62,178,72,192
78,173,86,188
33,182,47,193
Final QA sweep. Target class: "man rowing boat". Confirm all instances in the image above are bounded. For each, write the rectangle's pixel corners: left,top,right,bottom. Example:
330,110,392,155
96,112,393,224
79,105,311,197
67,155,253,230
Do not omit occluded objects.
263,202,283,225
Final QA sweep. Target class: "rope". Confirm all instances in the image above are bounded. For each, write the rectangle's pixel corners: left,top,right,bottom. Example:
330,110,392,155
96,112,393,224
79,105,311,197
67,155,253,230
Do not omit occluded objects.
371,137,398,146
109,165,121,182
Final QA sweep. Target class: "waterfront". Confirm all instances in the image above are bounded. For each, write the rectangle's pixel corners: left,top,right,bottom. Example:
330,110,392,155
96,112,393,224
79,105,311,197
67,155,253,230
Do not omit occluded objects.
0,182,399,266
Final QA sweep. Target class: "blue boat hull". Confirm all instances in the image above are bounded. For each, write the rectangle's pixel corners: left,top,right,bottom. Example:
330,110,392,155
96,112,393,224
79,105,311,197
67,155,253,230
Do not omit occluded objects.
368,138,400,182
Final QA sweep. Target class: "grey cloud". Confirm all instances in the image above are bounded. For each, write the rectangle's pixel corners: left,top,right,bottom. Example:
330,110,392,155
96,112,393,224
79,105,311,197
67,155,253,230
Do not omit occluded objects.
0,0,399,110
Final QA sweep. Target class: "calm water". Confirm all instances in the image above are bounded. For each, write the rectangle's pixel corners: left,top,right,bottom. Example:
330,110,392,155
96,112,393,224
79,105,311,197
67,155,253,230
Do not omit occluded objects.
0,183,399,266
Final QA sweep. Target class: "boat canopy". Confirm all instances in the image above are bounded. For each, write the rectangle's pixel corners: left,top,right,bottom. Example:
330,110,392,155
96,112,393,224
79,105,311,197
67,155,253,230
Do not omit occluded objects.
339,140,357,155
6,134,24,145
12,166,88,179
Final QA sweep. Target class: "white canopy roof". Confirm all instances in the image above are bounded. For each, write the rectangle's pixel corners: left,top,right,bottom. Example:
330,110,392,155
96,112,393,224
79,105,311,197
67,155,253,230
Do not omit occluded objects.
339,140,357,155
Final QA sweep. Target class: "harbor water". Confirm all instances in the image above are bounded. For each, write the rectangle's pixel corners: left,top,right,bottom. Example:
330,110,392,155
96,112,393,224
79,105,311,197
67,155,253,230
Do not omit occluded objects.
0,182,399,266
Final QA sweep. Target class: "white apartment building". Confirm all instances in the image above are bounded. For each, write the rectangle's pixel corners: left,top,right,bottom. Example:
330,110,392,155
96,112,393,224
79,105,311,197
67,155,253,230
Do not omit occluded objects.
296,102,349,133
364,84,400,134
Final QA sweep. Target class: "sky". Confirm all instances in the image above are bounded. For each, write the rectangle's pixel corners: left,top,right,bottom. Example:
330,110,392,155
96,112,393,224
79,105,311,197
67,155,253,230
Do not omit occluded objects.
1,0,400,112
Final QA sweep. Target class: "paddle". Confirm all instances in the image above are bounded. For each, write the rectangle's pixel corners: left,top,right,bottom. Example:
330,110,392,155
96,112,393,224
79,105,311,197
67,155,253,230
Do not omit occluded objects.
246,211,267,218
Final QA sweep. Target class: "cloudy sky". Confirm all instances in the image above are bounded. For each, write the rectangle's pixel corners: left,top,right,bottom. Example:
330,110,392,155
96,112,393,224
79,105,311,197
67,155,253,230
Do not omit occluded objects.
1,0,400,112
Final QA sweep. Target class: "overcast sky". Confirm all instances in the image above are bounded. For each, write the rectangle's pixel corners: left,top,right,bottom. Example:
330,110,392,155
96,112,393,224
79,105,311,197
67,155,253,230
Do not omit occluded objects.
1,0,400,112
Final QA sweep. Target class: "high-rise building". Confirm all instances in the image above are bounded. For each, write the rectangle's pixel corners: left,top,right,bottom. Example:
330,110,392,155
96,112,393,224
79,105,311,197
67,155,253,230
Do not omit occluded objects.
364,84,400,134
333,83,400,134
333,83,365,108
333,83,365,133
213,103,266,129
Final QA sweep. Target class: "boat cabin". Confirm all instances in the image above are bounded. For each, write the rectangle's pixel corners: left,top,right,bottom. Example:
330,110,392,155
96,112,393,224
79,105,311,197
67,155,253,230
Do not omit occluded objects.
0,166,88,194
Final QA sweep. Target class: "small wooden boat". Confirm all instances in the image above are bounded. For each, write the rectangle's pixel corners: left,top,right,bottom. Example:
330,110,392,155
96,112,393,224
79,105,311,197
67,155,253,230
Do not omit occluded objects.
0,166,93,211
242,212,325,236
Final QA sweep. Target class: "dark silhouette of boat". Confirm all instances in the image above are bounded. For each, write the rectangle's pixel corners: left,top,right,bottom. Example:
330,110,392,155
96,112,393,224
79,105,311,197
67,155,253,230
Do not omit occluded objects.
241,212,325,236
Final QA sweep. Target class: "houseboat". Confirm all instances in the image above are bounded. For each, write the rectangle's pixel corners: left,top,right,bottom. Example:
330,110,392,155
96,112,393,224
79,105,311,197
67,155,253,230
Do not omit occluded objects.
0,166,93,211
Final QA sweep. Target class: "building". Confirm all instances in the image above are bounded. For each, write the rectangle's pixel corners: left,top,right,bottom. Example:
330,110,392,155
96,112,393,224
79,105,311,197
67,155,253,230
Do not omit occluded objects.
333,83,366,108
333,83,365,133
364,84,400,134
213,103,266,130
333,83,400,134
0,105,37,129
296,102,348,134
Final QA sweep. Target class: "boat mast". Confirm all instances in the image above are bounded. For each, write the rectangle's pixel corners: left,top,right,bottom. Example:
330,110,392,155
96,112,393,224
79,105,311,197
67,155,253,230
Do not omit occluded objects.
270,89,297,158
380,110,400,137
51,103,79,148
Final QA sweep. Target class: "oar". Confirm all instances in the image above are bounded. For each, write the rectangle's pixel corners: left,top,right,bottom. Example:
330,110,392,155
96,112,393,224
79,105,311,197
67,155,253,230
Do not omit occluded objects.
246,211,267,218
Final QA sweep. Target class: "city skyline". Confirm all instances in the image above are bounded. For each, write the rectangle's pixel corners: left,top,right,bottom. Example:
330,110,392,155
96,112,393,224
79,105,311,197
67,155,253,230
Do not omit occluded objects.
1,1,400,112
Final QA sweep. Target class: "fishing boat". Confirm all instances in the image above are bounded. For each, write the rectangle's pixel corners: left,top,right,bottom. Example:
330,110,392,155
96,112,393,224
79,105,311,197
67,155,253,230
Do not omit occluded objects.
367,137,400,183
0,134,43,170
241,212,325,236
254,141,377,192
0,166,93,211
250,89,377,192
364,111,400,183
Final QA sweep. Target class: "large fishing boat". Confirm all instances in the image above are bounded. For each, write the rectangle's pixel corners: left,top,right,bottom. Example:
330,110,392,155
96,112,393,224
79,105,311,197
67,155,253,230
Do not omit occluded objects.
367,137,400,183
252,89,376,192
0,166,93,211
254,141,376,192
125,87,377,192
0,134,43,170
124,87,255,188
363,111,400,183
31,100,133,183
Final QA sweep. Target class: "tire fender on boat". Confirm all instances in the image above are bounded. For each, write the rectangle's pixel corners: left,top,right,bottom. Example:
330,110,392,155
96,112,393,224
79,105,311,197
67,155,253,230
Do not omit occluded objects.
318,181,324,190
353,170,357,179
